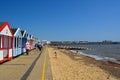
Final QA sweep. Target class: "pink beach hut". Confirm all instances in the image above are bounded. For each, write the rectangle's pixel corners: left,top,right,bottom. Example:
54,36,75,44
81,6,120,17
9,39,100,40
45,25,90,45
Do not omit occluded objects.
0,22,13,63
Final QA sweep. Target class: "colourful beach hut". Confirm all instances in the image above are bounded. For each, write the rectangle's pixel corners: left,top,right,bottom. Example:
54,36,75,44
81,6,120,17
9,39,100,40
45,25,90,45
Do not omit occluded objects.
21,30,27,53
0,22,13,63
12,28,22,57
30,35,34,49
33,37,38,48
27,34,32,50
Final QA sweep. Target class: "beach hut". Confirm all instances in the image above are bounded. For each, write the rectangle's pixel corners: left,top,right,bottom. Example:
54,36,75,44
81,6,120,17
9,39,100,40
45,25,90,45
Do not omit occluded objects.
12,28,22,57
27,34,33,50
21,30,27,53
0,22,13,63
33,37,38,47
30,35,34,49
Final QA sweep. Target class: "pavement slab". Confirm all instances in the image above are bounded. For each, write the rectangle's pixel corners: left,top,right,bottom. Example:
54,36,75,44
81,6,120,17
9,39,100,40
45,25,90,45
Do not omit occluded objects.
0,47,53,80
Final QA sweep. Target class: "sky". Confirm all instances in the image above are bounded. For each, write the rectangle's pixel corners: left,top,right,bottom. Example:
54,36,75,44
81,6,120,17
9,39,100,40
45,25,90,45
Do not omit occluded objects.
0,0,120,41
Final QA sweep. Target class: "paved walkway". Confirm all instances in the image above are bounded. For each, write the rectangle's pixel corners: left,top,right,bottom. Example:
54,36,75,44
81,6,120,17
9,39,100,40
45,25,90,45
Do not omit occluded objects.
0,47,52,80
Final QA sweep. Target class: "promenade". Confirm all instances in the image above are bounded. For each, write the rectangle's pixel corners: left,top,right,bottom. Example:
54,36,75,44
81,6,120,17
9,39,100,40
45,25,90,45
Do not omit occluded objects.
0,47,52,80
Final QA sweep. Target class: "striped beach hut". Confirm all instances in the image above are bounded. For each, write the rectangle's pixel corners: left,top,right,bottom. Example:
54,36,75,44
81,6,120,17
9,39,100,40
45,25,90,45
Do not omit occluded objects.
12,28,22,57
21,30,27,53
27,34,32,50
0,22,13,63
29,35,34,49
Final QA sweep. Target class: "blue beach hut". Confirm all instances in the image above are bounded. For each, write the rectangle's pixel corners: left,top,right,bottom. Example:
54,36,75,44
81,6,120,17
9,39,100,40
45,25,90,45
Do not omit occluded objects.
12,28,22,57
21,30,27,53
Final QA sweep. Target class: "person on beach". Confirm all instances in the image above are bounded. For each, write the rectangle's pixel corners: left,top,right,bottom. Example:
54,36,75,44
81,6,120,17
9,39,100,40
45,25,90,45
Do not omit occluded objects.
54,51,57,58
25,42,30,55
76,50,78,54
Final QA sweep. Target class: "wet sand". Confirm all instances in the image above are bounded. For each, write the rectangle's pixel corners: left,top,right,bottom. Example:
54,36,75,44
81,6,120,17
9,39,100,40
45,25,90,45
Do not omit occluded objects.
48,46,120,80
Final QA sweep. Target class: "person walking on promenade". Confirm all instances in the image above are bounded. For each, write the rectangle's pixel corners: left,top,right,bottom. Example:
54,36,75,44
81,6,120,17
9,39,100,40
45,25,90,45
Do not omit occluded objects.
35,42,42,51
25,42,30,55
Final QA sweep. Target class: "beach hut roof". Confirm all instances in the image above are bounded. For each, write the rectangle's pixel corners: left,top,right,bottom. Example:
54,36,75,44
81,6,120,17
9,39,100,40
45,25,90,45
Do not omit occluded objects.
30,35,32,37
11,28,18,34
21,30,27,37
21,30,24,36
30,35,33,38
11,28,22,37
0,22,13,36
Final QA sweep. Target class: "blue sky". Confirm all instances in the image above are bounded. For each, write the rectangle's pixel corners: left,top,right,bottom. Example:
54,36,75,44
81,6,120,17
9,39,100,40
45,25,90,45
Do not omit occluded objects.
0,0,120,41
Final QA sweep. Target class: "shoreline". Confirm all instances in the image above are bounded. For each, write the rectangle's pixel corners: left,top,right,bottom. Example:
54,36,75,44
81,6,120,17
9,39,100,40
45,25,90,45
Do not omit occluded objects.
48,46,120,80
71,50,120,65
61,49,120,79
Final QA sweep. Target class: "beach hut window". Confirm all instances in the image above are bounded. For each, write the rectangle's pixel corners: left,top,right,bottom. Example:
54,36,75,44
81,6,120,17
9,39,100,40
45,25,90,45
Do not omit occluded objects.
4,36,8,49
18,38,21,48
14,38,15,48
17,37,19,48
14,37,17,48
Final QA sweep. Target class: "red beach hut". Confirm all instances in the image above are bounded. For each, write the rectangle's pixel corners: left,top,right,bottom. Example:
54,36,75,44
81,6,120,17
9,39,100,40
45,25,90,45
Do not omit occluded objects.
30,35,34,49
0,22,13,63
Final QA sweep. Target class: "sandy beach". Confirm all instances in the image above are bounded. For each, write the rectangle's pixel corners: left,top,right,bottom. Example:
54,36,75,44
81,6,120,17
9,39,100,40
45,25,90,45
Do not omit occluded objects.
48,46,120,80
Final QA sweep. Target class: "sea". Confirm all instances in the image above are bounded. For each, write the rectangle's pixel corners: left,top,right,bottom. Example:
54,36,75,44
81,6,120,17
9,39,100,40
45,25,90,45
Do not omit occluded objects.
70,44,120,64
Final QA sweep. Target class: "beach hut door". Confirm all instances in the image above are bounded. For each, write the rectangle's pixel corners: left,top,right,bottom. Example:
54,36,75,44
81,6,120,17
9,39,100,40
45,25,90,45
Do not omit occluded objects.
3,36,9,58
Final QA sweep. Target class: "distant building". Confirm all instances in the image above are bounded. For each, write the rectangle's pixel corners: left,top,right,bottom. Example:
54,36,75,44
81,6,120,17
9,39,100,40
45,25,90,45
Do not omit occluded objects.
42,40,51,45
102,40,112,43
